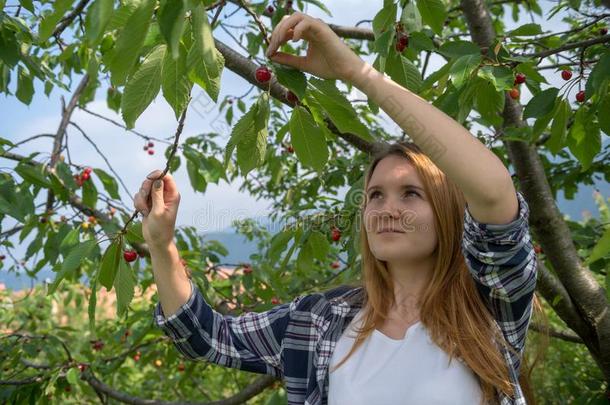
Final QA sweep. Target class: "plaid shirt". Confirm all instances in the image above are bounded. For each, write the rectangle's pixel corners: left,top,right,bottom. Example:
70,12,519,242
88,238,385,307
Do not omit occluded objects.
154,191,536,405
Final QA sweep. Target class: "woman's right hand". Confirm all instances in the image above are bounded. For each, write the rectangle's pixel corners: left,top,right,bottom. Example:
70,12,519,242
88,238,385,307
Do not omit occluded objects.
133,170,181,251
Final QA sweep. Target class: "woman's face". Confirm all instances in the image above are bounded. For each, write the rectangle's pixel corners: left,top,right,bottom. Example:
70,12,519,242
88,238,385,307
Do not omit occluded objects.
363,155,438,263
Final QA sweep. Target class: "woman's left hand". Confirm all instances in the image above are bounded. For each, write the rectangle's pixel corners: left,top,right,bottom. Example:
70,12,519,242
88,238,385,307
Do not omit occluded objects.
265,12,366,84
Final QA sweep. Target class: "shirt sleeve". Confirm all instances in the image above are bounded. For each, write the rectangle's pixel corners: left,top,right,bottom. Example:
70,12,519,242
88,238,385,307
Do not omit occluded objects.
461,190,537,355
153,278,308,379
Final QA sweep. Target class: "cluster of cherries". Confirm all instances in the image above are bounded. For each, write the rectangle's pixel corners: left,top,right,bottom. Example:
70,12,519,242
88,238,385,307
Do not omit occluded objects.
266,0,293,14
143,140,155,155
395,23,409,53
73,167,92,187
509,71,586,103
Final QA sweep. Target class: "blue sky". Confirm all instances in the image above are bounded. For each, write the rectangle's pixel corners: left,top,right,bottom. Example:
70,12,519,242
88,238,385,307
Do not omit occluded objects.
1,1,608,288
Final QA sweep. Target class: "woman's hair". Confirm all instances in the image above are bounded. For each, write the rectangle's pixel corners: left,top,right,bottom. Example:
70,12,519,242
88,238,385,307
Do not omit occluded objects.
328,140,549,405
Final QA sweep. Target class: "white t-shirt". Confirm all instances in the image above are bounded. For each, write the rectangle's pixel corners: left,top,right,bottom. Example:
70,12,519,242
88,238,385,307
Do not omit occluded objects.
328,308,485,405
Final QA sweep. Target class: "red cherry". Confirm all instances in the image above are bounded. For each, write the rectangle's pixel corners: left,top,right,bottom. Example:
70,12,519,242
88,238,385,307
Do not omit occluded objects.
91,340,104,351
331,261,340,269
88,216,97,224
395,34,409,52
287,145,294,153
561,70,572,81
177,363,185,372
271,297,280,305
266,5,274,14
534,244,543,254
81,171,90,181
286,90,298,104
77,363,88,373
148,149,155,155
255,66,272,84
243,265,253,274
576,90,585,103
123,250,137,262
509,88,520,100
133,351,141,361
148,141,154,147
331,227,341,242
0,255,5,260
600,27,608,36
84,167,92,174
514,73,526,85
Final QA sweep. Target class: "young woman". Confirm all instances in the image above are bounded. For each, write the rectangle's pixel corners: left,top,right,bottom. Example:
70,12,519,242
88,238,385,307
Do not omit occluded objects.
135,12,539,405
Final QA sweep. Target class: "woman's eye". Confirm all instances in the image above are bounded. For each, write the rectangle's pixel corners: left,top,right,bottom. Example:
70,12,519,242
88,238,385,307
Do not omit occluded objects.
406,191,419,197
369,191,419,199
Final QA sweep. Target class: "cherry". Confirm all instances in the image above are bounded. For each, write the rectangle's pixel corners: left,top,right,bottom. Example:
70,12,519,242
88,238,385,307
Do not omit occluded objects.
509,88,520,100
287,145,294,153
286,90,298,104
600,27,608,35
64,385,72,392
81,171,90,181
91,340,104,351
267,5,274,14
88,216,97,224
395,34,409,52
148,141,154,147
514,73,526,85
143,145,148,151
331,261,340,269
286,0,293,8
331,227,341,242
561,70,572,81
243,264,253,274
271,297,280,305
81,222,90,230
534,244,543,254
576,90,585,103
255,66,272,84
77,363,88,373
148,149,155,155
123,250,137,262
0,255,5,260
154,359,162,367
124,329,131,337
40,217,47,223
133,351,141,361
177,363,186,372
60,215,67,222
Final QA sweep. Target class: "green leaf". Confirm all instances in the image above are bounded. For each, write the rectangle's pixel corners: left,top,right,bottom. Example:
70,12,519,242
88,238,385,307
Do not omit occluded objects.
386,50,423,93
598,97,610,136
158,0,186,60
523,87,559,119
107,0,155,86
115,258,135,317
585,50,610,101
88,277,98,334
531,100,558,143
449,54,481,89
567,107,601,171
99,240,121,290
308,78,373,141
85,0,114,46
59,228,80,256
417,0,447,35
48,240,96,295
297,239,315,274
374,29,394,58
162,42,192,119
236,92,269,176
587,225,610,264
273,65,307,99
224,103,257,168
81,174,98,209
16,66,34,105
507,23,542,37
308,231,330,261
372,3,397,37
289,106,329,172
121,44,166,129
93,168,120,199
15,162,51,188
474,78,504,127
401,1,423,33
547,99,569,154
37,0,72,43
268,229,293,265
186,158,207,192
438,40,480,58
187,3,223,102
125,222,145,244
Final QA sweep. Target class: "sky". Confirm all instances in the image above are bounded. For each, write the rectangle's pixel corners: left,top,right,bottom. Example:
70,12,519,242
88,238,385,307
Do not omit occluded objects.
1,0,608,288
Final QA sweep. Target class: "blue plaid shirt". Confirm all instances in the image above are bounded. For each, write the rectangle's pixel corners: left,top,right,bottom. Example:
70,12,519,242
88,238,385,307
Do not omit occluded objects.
154,191,536,405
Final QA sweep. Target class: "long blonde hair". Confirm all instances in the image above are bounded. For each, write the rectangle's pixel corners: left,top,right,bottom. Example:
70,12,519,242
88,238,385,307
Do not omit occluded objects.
328,140,548,404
